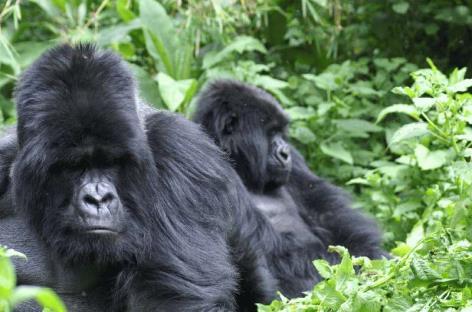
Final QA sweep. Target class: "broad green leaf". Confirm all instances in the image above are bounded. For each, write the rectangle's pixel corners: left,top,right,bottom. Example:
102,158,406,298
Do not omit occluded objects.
448,67,467,85
140,0,193,79
313,259,332,279
391,86,416,98
412,97,435,112
406,222,424,248
320,142,353,164
391,242,411,257
389,122,429,145
98,19,141,46
285,107,315,120
128,64,163,109
0,255,15,295
303,72,339,91
11,286,66,312
202,36,267,69
448,79,472,93
156,73,197,112
335,119,382,133
377,104,418,122
392,2,409,14
29,0,62,16
414,144,449,170
331,246,355,291
291,126,316,144
346,177,369,185
117,0,136,22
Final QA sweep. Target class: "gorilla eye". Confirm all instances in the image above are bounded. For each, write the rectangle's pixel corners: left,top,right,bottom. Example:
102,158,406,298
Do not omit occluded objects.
223,115,238,135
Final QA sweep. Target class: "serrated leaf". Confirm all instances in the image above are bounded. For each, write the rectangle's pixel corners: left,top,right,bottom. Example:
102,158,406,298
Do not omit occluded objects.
390,122,429,145
320,142,353,164
410,258,440,281
377,104,418,123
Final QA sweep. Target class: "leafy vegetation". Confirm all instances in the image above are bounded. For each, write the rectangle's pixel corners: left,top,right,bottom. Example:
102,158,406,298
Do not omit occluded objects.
261,63,472,311
0,247,66,312
0,1,471,311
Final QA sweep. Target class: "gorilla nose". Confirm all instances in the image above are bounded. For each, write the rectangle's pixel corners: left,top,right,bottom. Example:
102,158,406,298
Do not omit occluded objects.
276,145,291,164
78,182,120,217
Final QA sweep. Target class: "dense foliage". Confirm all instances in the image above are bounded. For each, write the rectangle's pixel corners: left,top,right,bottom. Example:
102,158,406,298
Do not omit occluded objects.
0,247,65,311
0,1,471,311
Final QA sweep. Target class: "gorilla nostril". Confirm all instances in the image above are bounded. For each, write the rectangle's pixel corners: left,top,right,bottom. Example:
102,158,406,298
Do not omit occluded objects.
280,149,289,160
277,146,290,163
83,194,99,207
101,193,115,204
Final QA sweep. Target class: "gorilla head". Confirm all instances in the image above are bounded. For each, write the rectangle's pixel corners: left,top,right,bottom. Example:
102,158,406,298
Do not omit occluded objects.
12,44,156,265
194,80,292,192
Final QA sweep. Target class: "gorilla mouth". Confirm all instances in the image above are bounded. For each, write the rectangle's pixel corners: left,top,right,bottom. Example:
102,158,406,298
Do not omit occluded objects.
84,226,120,236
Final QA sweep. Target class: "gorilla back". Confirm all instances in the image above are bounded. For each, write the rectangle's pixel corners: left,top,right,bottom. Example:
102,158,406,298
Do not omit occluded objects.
194,80,387,298
8,45,278,311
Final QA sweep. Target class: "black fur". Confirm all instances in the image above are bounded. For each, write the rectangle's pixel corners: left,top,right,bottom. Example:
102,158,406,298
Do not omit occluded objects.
1,45,280,311
193,79,387,297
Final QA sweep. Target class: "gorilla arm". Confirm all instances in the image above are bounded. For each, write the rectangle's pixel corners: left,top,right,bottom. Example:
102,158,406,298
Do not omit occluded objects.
286,148,388,259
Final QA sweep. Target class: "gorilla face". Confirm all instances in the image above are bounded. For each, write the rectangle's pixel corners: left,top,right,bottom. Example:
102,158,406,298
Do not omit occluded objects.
215,94,292,192
265,133,292,189
12,44,155,264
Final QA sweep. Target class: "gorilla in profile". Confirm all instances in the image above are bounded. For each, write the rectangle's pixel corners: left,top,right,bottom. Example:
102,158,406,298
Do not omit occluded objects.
193,80,387,297
0,45,281,311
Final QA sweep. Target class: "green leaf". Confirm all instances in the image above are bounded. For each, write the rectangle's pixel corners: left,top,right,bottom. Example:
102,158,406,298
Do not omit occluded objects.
389,122,429,145
412,97,436,112
117,0,136,22
202,36,267,69
406,222,424,248
0,254,15,296
410,258,440,281
334,119,382,133
448,79,472,93
128,64,163,109
97,19,141,46
414,144,449,170
156,72,197,112
331,246,355,291
285,107,315,120
377,104,418,122
392,2,409,14
11,286,66,312
291,126,317,144
313,259,333,279
303,72,339,91
140,0,193,79
320,142,353,164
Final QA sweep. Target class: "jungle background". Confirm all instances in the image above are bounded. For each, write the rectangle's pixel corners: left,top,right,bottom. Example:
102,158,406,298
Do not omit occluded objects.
0,0,471,311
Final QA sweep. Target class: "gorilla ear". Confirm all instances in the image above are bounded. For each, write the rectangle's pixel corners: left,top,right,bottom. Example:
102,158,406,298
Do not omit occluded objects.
223,113,238,135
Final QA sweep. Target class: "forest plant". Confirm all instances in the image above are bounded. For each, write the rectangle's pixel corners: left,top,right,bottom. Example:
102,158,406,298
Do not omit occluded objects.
0,247,65,312
260,61,472,312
